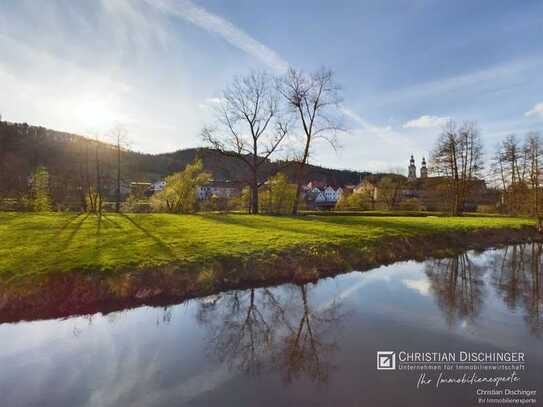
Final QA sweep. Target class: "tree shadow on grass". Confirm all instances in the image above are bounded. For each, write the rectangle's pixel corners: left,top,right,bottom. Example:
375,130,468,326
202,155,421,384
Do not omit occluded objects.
202,213,444,243
201,213,361,239
202,214,325,237
301,215,440,235
202,214,265,230
53,213,84,237
100,213,123,229
119,213,178,260
58,213,90,250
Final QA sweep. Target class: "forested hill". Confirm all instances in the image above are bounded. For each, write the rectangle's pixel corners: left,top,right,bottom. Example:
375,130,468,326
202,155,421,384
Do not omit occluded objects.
0,121,369,198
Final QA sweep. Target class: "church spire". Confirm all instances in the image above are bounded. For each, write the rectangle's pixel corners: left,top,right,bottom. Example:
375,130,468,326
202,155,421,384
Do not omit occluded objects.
420,157,428,178
408,155,417,181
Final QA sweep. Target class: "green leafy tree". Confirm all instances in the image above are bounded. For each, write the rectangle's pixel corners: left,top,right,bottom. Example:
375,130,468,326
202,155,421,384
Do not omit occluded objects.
151,159,211,214
30,166,52,212
260,173,297,214
335,191,372,210
235,186,252,213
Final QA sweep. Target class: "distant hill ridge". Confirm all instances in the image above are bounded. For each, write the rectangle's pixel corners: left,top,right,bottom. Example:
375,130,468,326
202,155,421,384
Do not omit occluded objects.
0,121,372,198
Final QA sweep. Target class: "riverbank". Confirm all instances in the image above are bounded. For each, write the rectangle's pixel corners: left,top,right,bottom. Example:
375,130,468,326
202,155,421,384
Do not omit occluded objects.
0,212,539,322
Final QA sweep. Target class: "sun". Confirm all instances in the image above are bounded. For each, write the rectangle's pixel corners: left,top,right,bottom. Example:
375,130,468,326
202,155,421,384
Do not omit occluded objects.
72,96,118,133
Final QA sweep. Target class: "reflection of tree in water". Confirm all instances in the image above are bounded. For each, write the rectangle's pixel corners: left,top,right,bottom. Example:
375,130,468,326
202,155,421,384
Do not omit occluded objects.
491,244,529,308
275,284,340,384
426,244,542,335
425,253,484,326
196,289,275,375
489,243,542,336
196,283,344,383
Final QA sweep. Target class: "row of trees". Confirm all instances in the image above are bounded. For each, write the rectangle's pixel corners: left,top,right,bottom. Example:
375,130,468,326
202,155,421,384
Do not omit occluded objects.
429,120,543,220
202,68,344,215
491,133,543,217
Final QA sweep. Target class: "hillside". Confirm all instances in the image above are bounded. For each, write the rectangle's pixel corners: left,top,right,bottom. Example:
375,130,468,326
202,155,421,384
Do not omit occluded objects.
0,121,370,203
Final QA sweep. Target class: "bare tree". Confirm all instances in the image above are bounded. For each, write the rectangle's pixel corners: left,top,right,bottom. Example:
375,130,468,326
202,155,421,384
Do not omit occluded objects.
95,135,102,215
202,71,288,214
278,68,344,214
377,175,406,210
525,132,543,227
109,125,129,212
84,135,103,214
430,120,483,215
491,134,531,215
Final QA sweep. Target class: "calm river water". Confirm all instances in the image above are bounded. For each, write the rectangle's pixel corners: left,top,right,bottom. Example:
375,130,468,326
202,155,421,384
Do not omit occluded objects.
1,243,542,406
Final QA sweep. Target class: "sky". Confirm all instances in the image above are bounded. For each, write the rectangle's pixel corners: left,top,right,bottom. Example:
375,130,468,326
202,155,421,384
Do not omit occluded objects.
0,0,542,173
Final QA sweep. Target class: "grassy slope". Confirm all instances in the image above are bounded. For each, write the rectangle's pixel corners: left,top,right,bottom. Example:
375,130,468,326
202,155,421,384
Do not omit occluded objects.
0,212,534,278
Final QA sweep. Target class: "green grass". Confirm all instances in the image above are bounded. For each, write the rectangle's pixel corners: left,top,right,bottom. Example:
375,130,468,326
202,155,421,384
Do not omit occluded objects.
0,212,534,279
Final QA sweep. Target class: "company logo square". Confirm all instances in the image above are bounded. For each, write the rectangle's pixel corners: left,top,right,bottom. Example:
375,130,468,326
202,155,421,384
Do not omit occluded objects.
377,351,396,370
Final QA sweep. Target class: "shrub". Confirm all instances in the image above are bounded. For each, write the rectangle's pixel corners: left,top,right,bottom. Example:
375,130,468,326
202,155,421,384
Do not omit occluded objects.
122,195,152,213
336,192,373,211
477,204,497,214
398,198,424,211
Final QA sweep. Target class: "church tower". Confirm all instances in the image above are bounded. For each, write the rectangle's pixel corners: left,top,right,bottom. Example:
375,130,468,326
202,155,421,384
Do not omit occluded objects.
408,155,417,181
420,157,428,178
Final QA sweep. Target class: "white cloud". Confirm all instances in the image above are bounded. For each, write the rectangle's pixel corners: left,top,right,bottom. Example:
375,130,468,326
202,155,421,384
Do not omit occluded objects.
403,278,431,296
403,115,450,129
524,102,543,119
198,97,225,110
146,0,289,73
205,97,223,105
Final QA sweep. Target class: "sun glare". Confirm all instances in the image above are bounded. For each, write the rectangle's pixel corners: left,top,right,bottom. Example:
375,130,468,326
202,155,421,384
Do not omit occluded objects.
72,97,117,133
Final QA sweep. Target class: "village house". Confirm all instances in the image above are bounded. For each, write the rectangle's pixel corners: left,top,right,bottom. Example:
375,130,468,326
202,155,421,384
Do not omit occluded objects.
130,182,153,198
353,176,380,201
303,182,343,208
151,180,166,192
141,178,241,201
196,180,241,200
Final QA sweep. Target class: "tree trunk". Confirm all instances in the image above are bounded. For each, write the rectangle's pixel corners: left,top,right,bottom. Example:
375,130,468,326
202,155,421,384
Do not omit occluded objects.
95,143,102,215
251,173,259,215
292,141,311,215
115,139,121,212
292,180,303,215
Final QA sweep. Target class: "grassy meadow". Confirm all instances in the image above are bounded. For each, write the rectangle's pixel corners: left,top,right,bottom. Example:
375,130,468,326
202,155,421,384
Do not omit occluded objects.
0,211,535,279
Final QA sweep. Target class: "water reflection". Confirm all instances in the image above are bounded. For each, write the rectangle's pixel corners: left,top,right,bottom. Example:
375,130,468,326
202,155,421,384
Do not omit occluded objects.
425,253,484,326
196,283,344,384
489,243,542,336
0,244,542,406
197,289,276,375
424,243,542,336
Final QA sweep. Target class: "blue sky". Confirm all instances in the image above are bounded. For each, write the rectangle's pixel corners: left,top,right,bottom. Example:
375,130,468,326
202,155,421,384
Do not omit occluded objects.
0,0,542,172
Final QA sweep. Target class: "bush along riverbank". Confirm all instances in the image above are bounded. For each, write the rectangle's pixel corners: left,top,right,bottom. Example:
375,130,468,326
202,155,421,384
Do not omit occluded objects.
0,220,539,323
